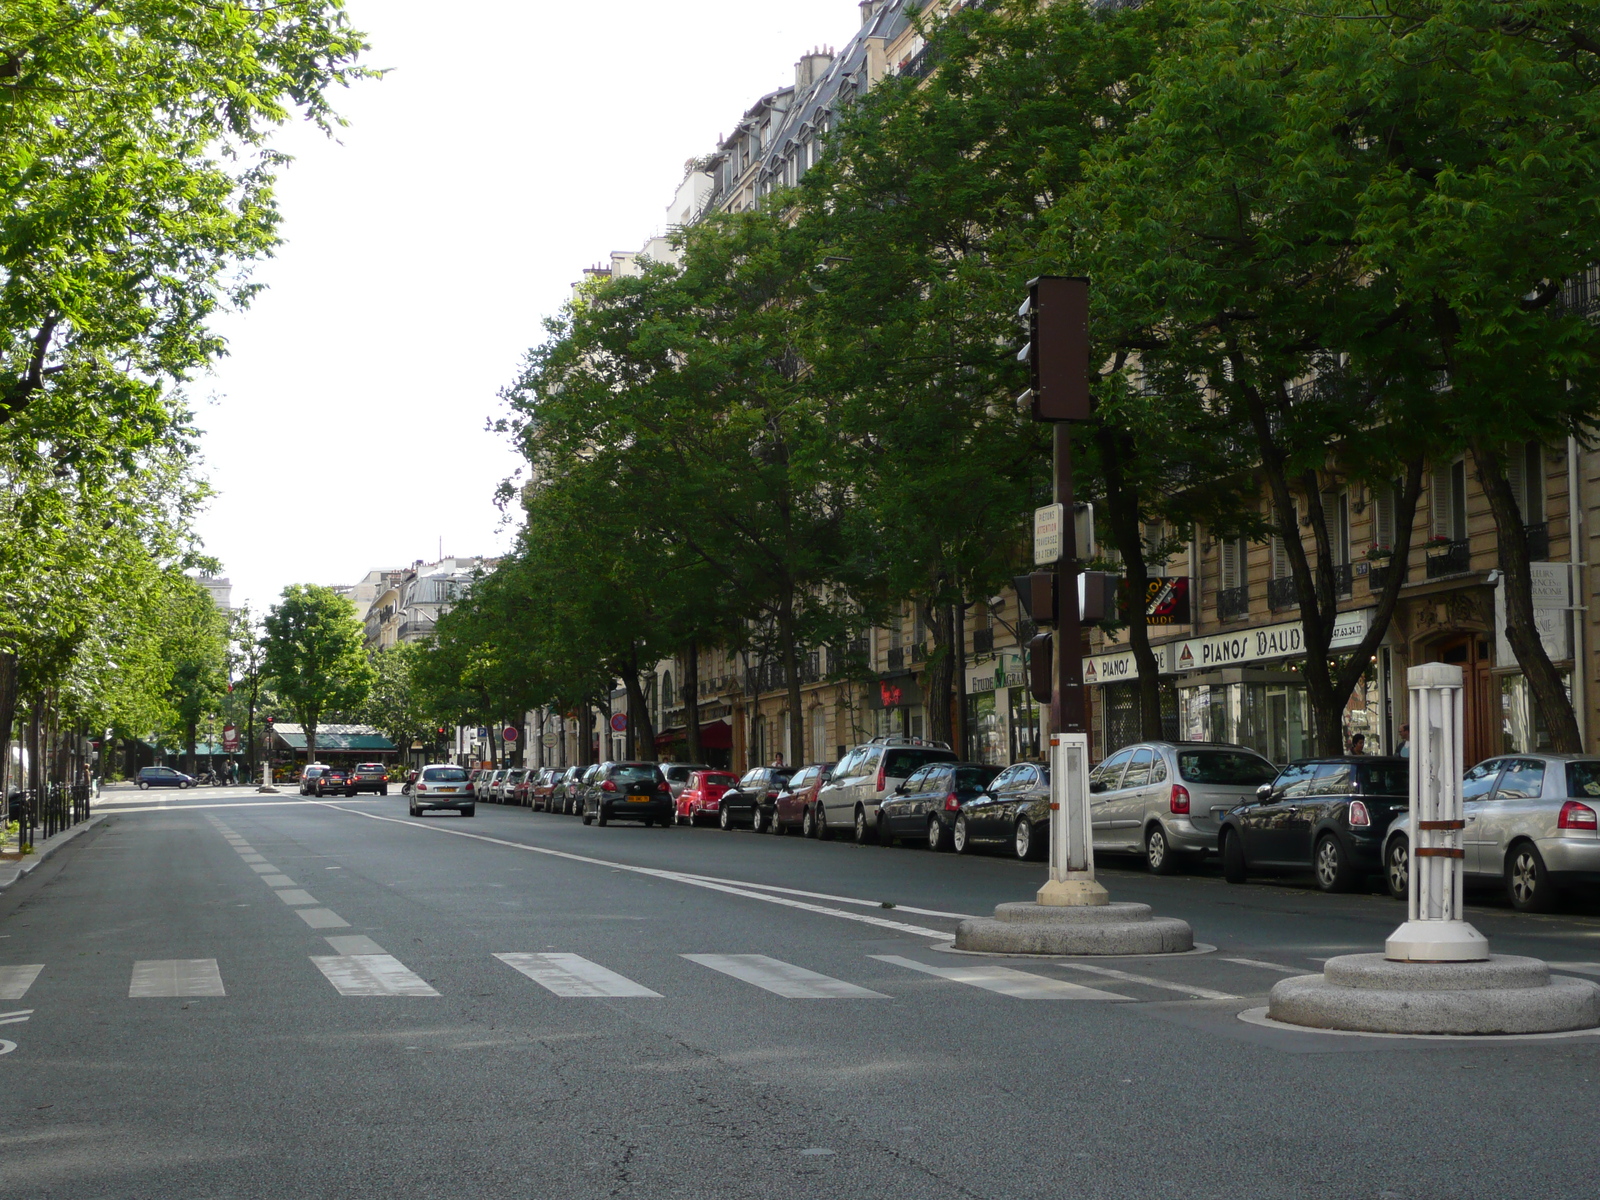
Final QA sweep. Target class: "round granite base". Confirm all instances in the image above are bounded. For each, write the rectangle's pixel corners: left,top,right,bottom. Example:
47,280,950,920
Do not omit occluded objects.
954,901,1194,956
1268,954,1600,1035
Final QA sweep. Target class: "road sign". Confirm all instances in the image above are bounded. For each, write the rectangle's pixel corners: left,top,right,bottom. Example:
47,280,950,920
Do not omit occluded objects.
503,726,518,743
1033,503,1064,566
609,712,628,733
542,733,557,747
222,724,239,752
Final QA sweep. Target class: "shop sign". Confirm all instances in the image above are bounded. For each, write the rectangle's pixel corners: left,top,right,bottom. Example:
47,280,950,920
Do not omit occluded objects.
1169,609,1371,672
1083,645,1172,684
869,674,924,709
1495,563,1570,663
1141,577,1191,626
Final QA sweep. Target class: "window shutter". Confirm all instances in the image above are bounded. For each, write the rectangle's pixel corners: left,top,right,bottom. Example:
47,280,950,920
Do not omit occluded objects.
1430,468,1450,539
1504,444,1525,522
1523,441,1545,524
1321,491,1343,565
1272,503,1295,578
1220,539,1240,590
1372,484,1394,552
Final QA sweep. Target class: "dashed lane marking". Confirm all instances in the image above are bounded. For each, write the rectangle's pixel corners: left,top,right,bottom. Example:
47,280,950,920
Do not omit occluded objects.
871,955,1128,1000
295,908,350,929
495,952,662,998
1053,960,1239,1001
1223,957,1306,974
324,936,387,955
274,889,318,906
260,874,296,887
684,954,890,999
0,965,43,1001
311,954,439,997
0,1008,33,1025
248,864,280,874
129,959,226,998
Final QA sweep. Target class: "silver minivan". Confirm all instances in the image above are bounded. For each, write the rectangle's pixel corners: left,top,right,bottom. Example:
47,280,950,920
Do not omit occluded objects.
818,736,957,843
1384,753,1600,912
1089,741,1279,873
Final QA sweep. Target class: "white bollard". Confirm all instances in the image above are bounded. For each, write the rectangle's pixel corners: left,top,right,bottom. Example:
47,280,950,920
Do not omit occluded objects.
1385,663,1489,962
1037,731,1108,906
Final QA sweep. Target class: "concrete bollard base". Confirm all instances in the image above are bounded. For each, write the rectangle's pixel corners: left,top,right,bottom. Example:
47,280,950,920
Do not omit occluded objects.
954,901,1194,956
1268,954,1600,1035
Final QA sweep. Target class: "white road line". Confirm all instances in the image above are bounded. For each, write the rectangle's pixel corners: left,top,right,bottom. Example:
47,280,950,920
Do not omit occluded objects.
313,803,955,939
310,954,439,997
684,954,889,999
248,864,280,874
95,799,388,813
1223,957,1305,974
1549,962,1600,977
1054,961,1238,1001
129,959,226,998
274,889,318,906
870,955,1128,1000
238,854,266,863
673,875,978,920
260,874,296,887
495,953,662,998
325,935,387,955
295,908,350,929
0,964,44,1000
0,1008,33,1026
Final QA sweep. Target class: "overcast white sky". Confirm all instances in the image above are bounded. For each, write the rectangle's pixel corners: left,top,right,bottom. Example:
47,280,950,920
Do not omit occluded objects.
195,0,858,613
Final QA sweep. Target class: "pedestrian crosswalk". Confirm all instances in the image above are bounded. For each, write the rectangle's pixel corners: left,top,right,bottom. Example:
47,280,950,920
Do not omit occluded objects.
0,964,43,1000
685,953,890,999
496,952,663,997
130,959,227,998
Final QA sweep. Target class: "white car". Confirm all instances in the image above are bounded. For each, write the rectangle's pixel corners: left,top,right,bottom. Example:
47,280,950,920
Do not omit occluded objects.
409,763,475,817
817,736,957,843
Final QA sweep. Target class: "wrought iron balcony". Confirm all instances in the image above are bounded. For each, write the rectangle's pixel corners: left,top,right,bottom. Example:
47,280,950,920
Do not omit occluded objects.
910,642,928,664
1425,539,1471,578
1217,585,1250,622
1524,522,1550,561
972,628,995,654
1267,577,1298,611
886,646,905,671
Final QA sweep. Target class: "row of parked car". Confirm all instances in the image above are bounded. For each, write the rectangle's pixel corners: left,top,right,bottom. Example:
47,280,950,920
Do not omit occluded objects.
452,735,1600,914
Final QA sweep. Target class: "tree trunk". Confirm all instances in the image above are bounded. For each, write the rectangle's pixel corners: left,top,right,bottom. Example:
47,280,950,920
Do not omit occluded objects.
0,651,15,820
682,640,702,763
27,699,41,795
953,601,968,757
922,598,956,747
306,721,319,767
1472,439,1582,751
777,591,804,767
621,656,656,760
1097,425,1164,739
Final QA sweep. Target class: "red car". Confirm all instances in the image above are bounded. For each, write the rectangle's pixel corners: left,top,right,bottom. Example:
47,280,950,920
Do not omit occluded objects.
773,762,835,836
676,770,739,827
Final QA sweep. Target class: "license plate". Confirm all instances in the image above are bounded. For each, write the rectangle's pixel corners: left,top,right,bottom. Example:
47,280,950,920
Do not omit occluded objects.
627,796,650,803
436,787,458,793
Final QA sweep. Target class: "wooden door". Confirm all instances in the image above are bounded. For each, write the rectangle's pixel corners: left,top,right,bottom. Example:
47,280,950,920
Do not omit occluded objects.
1431,635,1496,766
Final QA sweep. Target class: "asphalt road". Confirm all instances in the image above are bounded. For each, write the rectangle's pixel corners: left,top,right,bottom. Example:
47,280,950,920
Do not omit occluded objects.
4,784,1599,1199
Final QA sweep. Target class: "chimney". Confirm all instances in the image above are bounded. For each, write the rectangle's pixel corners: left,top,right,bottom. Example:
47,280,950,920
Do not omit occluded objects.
794,47,834,91
859,0,884,28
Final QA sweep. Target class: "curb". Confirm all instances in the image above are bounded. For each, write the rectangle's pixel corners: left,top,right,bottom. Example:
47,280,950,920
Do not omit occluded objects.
0,813,109,894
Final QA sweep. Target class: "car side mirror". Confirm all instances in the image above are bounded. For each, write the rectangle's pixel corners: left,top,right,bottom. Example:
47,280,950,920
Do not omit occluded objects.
894,783,906,794
1090,780,1106,794
1256,784,1273,799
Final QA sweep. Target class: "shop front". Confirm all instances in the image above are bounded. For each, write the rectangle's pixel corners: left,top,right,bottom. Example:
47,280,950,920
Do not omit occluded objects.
964,654,1043,766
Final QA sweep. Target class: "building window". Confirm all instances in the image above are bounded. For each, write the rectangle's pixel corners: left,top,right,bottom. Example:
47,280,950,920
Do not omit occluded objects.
1433,459,1469,541
1220,537,1246,590
1505,440,1545,524
662,671,674,709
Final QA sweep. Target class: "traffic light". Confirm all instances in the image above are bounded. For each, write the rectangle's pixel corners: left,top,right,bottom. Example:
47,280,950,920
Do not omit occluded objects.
1015,570,1117,626
1016,276,1091,422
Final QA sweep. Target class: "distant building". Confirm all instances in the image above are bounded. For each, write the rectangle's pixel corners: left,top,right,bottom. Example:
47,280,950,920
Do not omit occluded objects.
195,575,233,613
355,556,498,648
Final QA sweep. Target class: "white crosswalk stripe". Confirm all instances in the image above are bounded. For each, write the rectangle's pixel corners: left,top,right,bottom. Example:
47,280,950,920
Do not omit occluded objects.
496,953,661,997
274,889,318,906
296,908,349,929
0,964,44,1000
1223,957,1304,974
129,959,226,998
311,953,439,996
871,955,1128,1000
1054,960,1239,1001
261,874,296,887
249,864,280,874
683,954,889,999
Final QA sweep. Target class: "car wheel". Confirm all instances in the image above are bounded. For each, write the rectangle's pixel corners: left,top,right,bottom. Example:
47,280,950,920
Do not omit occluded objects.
597,807,608,827
953,815,971,855
1506,841,1558,913
816,805,832,841
642,817,654,828
770,811,785,836
138,781,149,790
1016,817,1043,862
719,805,733,831
801,805,817,838
1314,833,1356,893
1221,830,1247,884
877,814,894,847
854,806,870,844
381,786,388,796
1146,825,1178,875
751,807,766,834
463,805,475,818
1384,836,1409,900
180,781,191,789
927,816,946,852
581,810,592,825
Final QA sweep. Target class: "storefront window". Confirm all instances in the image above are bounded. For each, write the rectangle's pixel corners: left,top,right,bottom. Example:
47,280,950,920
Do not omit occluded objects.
1501,672,1572,753
1008,688,1042,762
965,692,1005,765
1178,680,1309,765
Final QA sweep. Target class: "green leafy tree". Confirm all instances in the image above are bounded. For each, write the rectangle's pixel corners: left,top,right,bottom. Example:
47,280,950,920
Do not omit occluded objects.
160,578,229,772
262,585,374,764
362,643,440,760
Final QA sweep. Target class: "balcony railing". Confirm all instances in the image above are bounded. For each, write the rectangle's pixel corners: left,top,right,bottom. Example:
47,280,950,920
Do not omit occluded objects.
1333,562,1353,599
886,646,905,671
1524,522,1550,560
1267,576,1298,611
1368,561,1408,593
1217,584,1250,622
910,642,928,663
1425,539,1471,578
972,628,995,654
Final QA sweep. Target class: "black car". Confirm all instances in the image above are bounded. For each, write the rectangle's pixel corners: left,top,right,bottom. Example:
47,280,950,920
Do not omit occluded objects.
346,762,389,796
137,766,194,790
877,762,1003,851
314,768,350,798
720,766,796,832
946,761,1052,860
581,761,673,827
1219,756,1410,892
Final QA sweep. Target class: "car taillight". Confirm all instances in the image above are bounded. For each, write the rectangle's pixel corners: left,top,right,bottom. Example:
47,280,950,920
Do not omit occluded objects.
601,780,616,792
876,764,886,792
1559,801,1598,830
1168,784,1190,815
417,783,427,792
1348,799,1371,827
944,791,960,812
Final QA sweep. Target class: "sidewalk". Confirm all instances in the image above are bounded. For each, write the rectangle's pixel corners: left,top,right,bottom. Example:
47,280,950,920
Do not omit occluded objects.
0,814,108,894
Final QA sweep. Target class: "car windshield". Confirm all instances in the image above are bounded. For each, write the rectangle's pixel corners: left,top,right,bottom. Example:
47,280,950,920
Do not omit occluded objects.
357,763,383,772
1360,762,1409,795
422,767,468,782
883,749,956,777
704,773,737,788
612,765,661,783
1567,761,1600,798
1176,750,1279,785
956,766,1001,791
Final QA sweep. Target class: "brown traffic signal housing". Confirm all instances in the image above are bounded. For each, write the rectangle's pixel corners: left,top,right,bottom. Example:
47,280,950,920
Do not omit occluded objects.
1021,275,1090,422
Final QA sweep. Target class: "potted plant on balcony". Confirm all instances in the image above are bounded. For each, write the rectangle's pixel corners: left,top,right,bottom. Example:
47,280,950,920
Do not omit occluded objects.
1424,533,1455,557
1365,543,1393,562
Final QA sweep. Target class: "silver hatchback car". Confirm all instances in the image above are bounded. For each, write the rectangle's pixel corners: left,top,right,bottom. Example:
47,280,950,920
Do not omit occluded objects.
1383,753,1600,912
1089,741,1280,873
